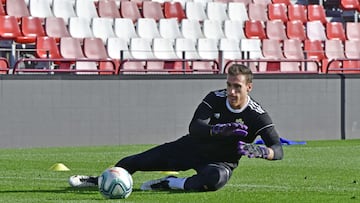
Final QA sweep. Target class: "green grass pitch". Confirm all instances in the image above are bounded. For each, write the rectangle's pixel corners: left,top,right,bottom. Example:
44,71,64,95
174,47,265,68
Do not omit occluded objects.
1,139,359,203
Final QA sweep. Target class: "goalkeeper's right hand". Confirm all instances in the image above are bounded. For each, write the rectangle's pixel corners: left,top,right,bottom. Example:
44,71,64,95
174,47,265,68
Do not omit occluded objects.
211,123,248,137
238,141,269,159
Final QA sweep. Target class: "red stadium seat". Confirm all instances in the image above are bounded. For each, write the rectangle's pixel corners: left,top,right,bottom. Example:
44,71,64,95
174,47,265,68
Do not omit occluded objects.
36,36,62,59
16,16,46,44
326,22,346,41
307,5,327,24
0,1,5,16
286,20,306,40
98,0,121,18
248,3,268,22
244,20,266,39
268,3,288,22
324,39,345,73
0,15,23,40
164,1,186,22
120,1,142,23
340,0,360,11
343,40,360,73
288,4,307,24
261,39,284,72
272,0,291,4
304,39,325,72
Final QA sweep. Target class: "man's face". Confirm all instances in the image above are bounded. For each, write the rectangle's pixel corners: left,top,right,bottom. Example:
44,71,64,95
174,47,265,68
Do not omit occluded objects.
226,74,252,109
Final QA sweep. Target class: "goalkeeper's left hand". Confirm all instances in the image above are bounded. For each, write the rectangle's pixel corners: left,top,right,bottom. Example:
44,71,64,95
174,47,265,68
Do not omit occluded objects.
238,141,269,159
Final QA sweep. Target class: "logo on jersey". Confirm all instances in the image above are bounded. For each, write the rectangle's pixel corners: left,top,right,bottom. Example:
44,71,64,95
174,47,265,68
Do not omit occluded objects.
236,118,244,124
214,113,220,119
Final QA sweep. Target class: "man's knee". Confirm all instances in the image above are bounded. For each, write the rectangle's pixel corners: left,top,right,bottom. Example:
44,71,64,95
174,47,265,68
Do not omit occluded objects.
189,164,231,191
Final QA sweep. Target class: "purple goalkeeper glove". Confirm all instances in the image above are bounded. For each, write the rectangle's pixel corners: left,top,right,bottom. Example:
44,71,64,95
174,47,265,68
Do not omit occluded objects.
238,141,269,159
211,123,248,137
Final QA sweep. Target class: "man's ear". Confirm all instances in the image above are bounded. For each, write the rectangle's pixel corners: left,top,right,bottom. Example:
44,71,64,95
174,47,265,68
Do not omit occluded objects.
247,83,253,92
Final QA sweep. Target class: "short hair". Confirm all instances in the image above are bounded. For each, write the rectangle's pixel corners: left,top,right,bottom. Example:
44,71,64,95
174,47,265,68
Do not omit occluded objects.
227,64,253,83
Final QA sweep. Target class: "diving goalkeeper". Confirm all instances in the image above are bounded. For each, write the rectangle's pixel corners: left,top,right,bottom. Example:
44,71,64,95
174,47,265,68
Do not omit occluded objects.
69,64,284,191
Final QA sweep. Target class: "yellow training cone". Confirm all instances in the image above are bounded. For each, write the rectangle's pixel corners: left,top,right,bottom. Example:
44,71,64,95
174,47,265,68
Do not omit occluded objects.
49,163,70,171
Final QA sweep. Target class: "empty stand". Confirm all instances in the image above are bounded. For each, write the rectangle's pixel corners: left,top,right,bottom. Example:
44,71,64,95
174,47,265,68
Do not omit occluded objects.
240,38,264,71
59,37,88,72
136,18,161,42
114,18,138,44
344,40,360,72
17,16,46,44
346,22,360,40
175,38,201,59
268,3,288,22
6,0,30,18
142,1,165,22
0,15,23,40
195,38,219,73
325,39,345,73
219,38,242,63
248,3,268,22
68,17,94,39
288,4,307,24
153,38,179,59
203,20,225,40
286,20,306,40
206,2,229,22
163,1,186,22
52,0,77,25
185,2,208,21
98,0,121,18
306,20,327,41
29,0,53,18
304,39,325,72
282,39,305,71
45,17,71,42
224,20,246,41
227,2,249,23
120,1,142,23
266,20,288,40
181,19,205,42
36,36,62,59
261,39,284,72
326,22,346,41
75,0,99,19
91,18,116,44
307,5,327,24
159,18,182,40
244,20,266,39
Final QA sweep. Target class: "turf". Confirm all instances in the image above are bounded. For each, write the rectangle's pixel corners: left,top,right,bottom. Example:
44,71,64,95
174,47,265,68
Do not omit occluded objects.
1,139,359,203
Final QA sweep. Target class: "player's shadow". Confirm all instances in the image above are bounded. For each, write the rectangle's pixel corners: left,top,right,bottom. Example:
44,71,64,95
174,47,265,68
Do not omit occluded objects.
0,187,99,195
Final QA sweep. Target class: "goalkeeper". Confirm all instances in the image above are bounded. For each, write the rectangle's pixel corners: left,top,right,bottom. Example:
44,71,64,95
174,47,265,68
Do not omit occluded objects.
69,64,284,191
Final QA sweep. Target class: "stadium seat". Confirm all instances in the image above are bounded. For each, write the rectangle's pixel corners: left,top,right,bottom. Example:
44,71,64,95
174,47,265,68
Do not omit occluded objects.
252,0,272,5
36,36,62,59
240,38,264,72
163,1,186,22
266,20,288,40
130,37,164,72
136,18,161,42
244,20,266,39
288,4,307,24
185,2,208,21
159,18,182,40
120,1,142,23
52,0,77,25
340,0,360,12
286,20,306,40
75,0,99,19
304,39,325,72
346,22,360,41
17,16,46,44
91,18,116,44
59,37,88,72
224,20,246,41
152,38,179,60
181,19,205,42
69,17,94,39
98,0,121,18
227,2,248,23
142,1,165,22
83,37,115,75
206,2,229,22
326,22,346,41
268,3,288,22
0,15,23,40
282,39,305,72
306,20,327,41
193,0,212,9
174,38,200,72
248,3,268,22
324,39,345,73
195,38,219,73
29,0,53,18
45,17,71,42
344,40,360,72
114,18,138,44
307,5,327,24
203,19,225,40
219,38,242,65
0,1,5,16
272,0,291,4
6,0,30,18
261,39,284,72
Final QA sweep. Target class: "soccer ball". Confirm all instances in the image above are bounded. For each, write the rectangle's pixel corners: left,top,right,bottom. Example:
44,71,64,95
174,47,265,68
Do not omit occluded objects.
98,167,133,199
